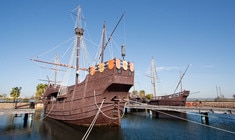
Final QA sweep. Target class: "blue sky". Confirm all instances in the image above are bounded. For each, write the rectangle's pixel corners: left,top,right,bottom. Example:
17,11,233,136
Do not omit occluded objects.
0,0,235,99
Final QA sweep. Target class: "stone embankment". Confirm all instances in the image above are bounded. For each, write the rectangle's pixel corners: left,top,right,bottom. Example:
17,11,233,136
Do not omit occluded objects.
186,101,235,108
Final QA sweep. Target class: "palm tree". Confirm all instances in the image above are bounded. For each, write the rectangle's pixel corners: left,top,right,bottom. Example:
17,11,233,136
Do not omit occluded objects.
132,90,138,95
36,83,47,100
139,90,145,98
10,87,22,102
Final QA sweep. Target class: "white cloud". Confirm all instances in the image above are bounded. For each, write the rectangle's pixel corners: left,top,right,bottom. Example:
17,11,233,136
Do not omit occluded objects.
156,66,179,72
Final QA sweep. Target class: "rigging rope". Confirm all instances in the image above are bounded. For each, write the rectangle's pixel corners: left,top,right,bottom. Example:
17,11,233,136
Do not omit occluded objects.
59,37,77,91
81,36,91,67
35,37,74,58
61,40,74,59
82,99,105,140
40,100,55,120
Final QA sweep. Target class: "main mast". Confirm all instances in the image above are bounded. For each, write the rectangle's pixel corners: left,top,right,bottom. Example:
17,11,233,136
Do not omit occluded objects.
151,57,157,98
74,6,84,85
54,53,58,85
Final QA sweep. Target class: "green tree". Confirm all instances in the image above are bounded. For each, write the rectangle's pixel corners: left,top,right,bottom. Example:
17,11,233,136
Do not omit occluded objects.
132,90,138,95
10,87,22,102
139,90,145,98
145,94,153,99
36,83,47,100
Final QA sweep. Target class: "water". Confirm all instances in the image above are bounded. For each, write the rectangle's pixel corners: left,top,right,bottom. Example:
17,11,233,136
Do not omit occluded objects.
0,110,235,140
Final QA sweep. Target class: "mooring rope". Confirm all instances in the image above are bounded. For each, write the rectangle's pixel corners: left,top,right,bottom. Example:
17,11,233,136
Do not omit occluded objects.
121,102,128,119
40,100,55,120
82,98,105,140
185,111,229,120
156,110,235,135
93,91,127,120
126,99,235,135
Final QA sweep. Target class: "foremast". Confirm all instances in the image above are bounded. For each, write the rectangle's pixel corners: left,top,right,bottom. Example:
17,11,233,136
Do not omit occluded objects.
101,22,106,63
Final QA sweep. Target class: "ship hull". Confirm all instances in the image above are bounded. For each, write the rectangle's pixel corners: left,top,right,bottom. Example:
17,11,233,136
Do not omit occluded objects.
148,90,190,106
42,60,134,126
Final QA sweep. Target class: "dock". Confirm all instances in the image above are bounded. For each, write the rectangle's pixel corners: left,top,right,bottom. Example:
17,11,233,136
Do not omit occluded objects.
126,103,235,124
0,108,35,115
126,103,235,114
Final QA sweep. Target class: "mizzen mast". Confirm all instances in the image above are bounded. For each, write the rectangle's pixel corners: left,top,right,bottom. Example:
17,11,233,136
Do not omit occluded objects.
101,22,106,63
99,12,125,63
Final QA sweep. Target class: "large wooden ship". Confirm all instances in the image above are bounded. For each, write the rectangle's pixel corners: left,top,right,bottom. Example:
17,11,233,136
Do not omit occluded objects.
32,6,134,126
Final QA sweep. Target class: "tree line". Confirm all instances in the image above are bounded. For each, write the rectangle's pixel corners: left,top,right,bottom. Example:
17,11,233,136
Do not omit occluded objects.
0,83,47,102
131,89,153,99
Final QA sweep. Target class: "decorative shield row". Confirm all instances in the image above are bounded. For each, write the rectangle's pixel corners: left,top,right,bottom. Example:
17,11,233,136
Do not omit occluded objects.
89,59,134,75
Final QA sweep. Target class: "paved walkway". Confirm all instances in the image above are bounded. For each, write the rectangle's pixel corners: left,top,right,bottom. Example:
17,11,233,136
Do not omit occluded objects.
126,103,235,114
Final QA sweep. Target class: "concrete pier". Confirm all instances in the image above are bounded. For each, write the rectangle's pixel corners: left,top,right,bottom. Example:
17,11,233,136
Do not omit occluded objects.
126,103,235,114
0,109,35,115
200,112,209,124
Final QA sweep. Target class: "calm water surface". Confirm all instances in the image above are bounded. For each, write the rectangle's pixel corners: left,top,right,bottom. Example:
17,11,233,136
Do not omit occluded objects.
0,109,235,140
